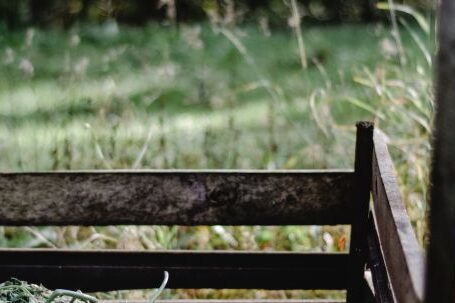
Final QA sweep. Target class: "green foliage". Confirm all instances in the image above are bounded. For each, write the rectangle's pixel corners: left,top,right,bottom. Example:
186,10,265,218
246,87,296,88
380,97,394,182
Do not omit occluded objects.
0,18,431,242
0,275,169,303
0,0,435,28
0,279,96,303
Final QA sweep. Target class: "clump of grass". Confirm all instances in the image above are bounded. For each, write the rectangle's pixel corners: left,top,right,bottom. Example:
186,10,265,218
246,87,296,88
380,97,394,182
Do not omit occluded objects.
0,278,96,303
345,2,434,245
0,273,169,303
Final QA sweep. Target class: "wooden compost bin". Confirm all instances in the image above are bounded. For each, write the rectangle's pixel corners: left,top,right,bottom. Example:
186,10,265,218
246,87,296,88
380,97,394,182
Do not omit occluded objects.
1,0,455,302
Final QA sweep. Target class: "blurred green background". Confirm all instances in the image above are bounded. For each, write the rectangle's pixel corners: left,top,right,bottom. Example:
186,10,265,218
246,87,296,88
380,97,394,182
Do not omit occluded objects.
1,0,434,28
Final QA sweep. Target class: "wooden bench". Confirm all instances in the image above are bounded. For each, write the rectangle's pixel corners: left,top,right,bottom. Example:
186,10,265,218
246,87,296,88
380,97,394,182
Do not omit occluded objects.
0,123,425,303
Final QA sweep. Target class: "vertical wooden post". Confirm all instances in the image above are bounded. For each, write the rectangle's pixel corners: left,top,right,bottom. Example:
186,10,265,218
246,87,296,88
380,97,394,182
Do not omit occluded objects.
425,0,455,302
347,121,374,303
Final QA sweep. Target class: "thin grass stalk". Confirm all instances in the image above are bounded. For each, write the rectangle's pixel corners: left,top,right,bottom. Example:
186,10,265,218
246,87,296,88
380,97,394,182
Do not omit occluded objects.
385,0,407,66
86,123,111,169
158,103,168,169
227,111,239,168
290,0,307,69
149,271,169,303
63,137,72,170
133,123,155,169
267,100,278,168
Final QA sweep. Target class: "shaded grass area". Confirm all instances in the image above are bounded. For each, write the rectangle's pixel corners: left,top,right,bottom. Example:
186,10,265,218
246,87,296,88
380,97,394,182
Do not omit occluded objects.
0,22,432,299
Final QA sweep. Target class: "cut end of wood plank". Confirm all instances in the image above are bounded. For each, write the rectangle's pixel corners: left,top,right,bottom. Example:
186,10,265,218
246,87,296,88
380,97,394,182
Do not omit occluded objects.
355,121,374,129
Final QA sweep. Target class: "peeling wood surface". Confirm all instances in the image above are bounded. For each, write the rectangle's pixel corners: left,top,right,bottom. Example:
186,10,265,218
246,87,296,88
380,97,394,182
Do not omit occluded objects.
0,249,349,291
0,170,354,226
425,0,455,302
371,131,424,303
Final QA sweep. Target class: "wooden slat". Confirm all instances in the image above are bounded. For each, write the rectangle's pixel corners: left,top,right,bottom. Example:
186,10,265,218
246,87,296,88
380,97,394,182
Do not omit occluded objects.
101,300,345,303
366,216,395,303
347,121,374,303
0,170,354,226
425,0,455,302
361,277,375,303
371,131,424,303
0,249,349,292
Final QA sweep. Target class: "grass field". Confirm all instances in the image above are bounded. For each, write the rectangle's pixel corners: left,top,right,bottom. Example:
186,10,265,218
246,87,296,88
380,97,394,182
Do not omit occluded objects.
0,20,433,299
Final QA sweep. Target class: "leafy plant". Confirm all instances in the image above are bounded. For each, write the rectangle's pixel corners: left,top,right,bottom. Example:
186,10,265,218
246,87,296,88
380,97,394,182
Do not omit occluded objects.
0,273,169,303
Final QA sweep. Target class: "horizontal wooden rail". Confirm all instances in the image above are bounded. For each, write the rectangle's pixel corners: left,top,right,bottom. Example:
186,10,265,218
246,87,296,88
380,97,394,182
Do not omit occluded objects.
371,131,424,303
100,300,345,303
0,170,354,226
0,249,349,292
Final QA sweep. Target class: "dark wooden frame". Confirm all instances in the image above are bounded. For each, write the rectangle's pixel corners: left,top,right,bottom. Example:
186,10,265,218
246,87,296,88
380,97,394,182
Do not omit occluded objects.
0,122,427,303
369,130,424,303
0,169,357,293
0,249,348,291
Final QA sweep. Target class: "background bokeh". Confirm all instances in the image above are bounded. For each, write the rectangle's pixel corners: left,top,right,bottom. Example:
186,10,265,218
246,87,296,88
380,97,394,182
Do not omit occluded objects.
1,0,434,28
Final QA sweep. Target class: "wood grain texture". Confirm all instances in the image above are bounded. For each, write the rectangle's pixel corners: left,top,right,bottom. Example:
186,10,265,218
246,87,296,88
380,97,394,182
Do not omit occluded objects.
100,300,345,303
0,170,354,226
100,301,344,303
0,249,349,291
425,0,455,301
372,131,424,303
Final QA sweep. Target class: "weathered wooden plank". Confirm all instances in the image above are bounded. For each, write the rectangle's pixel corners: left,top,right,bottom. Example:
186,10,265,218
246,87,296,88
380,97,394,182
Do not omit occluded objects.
371,131,424,303
366,216,395,303
347,121,374,303
425,0,455,302
0,249,349,291
101,300,345,303
0,170,354,226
